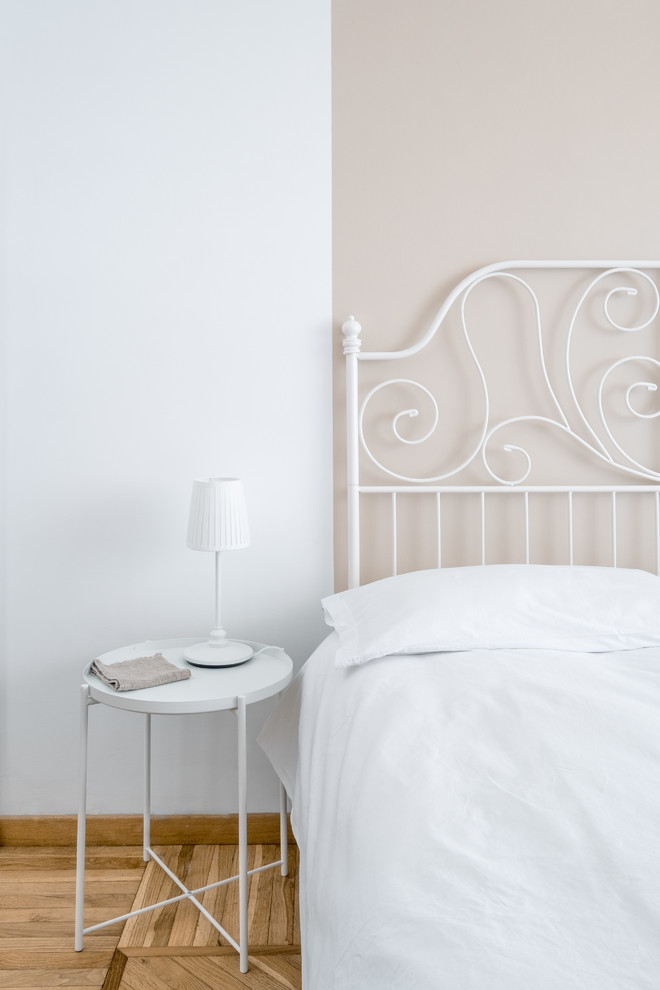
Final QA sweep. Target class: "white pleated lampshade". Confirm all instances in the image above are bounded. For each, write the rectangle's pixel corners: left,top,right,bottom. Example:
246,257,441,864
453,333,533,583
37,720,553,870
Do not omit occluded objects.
186,478,250,551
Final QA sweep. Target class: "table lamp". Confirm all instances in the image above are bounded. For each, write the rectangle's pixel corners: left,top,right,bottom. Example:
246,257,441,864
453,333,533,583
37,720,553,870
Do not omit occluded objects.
184,477,254,667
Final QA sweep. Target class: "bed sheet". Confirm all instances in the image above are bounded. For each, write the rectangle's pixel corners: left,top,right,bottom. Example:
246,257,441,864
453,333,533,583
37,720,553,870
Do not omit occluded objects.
259,633,660,990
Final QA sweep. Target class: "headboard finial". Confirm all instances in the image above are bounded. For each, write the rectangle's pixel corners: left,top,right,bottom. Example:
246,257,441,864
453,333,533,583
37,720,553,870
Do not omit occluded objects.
342,315,362,355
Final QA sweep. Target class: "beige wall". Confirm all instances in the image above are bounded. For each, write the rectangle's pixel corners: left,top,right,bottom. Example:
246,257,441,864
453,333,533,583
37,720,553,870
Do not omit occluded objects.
332,0,660,588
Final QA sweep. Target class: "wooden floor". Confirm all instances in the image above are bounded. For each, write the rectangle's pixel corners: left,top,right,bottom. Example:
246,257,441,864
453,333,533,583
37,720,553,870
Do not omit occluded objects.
0,844,301,990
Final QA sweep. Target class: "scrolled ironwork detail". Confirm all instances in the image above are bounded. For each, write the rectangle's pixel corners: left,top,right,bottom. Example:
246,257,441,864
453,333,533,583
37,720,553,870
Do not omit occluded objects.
358,266,660,485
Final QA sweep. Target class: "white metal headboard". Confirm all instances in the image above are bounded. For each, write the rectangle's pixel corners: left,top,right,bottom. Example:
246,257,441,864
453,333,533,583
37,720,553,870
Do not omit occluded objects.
343,261,660,588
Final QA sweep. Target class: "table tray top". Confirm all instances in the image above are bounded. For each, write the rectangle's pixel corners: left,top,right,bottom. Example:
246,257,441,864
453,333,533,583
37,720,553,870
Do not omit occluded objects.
83,638,293,714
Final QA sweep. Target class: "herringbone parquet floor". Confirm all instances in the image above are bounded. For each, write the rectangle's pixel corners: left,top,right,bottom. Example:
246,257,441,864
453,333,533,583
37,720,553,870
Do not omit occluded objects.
0,843,301,990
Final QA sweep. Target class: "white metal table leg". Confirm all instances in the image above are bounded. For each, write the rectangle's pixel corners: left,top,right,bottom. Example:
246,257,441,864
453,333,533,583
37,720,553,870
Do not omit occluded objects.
237,694,248,973
143,714,151,862
75,684,93,951
280,782,288,877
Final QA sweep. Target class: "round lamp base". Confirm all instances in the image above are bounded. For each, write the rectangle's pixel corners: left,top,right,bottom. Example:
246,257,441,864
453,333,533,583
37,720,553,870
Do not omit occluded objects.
184,640,254,668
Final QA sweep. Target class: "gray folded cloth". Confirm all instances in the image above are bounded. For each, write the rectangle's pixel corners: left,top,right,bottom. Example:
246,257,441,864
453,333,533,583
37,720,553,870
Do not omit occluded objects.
90,652,192,692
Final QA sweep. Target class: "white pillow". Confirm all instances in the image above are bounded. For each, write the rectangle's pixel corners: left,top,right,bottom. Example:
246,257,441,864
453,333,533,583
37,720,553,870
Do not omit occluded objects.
322,565,660,667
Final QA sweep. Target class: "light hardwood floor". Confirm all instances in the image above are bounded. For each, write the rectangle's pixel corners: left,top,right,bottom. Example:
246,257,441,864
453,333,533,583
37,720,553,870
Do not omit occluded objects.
0,844,301,990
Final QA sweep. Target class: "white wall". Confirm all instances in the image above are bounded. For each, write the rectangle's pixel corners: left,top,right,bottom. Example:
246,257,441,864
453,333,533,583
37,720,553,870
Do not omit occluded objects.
0,0,332,814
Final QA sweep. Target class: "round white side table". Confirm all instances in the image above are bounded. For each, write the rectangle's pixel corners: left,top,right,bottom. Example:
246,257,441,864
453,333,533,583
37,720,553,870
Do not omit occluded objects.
74,637,293,973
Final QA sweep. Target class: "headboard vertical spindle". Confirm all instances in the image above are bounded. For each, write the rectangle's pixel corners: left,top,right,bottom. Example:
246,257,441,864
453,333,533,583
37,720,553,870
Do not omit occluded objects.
342,315,362,589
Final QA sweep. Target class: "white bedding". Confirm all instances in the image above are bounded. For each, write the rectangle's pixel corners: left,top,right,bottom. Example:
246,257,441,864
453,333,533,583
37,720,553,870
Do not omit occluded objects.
260,633,660,989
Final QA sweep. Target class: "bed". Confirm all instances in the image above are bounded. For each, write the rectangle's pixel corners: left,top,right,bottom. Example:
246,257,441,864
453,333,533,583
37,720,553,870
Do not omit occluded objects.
259,261,660,989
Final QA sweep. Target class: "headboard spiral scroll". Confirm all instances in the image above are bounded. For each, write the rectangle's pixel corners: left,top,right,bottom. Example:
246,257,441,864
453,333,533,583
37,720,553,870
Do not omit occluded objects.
343,260,660,589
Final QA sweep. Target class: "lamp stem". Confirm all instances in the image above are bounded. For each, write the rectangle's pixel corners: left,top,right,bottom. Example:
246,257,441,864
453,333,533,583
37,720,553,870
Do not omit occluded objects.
215,551,222,630
208,551,227,646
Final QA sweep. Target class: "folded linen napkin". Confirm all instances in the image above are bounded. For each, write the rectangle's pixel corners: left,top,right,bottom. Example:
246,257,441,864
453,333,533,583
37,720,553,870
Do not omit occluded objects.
90,653,191,692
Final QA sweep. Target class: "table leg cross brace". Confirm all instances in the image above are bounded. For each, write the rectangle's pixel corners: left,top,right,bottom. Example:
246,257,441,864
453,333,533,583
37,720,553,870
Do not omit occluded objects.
79,845,287,953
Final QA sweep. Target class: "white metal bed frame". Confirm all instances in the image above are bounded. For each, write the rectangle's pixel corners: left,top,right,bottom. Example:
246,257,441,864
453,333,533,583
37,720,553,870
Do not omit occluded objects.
343,261,660,588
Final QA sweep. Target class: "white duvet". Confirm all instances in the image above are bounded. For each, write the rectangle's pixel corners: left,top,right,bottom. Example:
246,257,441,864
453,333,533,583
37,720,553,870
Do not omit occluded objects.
260,633,660,989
